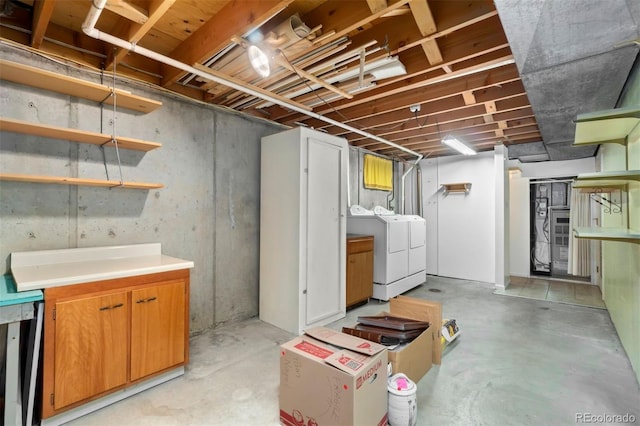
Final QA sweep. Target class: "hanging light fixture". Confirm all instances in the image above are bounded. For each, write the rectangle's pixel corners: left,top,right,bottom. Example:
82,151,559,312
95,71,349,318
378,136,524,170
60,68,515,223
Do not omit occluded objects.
442,135,477,155
248,45,270,78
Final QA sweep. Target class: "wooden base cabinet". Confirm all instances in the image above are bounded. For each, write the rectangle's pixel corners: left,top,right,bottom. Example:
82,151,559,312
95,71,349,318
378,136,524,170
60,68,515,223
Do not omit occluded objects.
42,269,190,419
346,235,374,308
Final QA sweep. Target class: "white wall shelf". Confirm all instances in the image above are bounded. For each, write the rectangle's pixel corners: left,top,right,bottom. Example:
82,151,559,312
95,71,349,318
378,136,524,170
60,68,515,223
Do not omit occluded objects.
575,170,640,182
575,106,640,122
573,227,640,243
574,107,640,146
572,107,639,244
572,181,627,193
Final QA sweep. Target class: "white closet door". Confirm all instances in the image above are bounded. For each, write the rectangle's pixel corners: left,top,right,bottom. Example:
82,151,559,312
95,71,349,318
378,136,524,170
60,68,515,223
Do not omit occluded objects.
305,137,343,326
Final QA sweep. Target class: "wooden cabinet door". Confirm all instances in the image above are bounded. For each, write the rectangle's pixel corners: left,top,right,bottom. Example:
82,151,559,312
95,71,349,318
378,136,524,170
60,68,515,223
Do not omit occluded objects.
54,292,128,410
346,251,374,306
130,280,185,381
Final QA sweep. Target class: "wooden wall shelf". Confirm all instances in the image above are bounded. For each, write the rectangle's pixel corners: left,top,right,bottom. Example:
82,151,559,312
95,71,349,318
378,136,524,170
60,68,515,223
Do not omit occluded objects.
1,117,161,151
0,173,163,189
440,182,471,195
0,59,162,114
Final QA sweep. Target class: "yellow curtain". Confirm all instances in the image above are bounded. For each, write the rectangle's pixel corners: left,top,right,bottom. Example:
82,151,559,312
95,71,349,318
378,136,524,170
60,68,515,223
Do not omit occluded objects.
363,154,393,191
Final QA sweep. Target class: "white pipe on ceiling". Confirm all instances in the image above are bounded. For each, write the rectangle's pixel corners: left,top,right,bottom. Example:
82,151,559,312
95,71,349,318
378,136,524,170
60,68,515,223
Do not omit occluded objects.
81,0,423,161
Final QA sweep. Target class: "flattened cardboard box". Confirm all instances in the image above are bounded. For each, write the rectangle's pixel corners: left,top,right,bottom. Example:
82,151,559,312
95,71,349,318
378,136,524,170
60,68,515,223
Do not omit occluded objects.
280,327,388,426
376,296,442,383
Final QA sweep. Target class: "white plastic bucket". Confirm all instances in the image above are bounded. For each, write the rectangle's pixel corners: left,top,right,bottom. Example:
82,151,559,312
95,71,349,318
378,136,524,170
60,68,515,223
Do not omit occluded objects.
387,373,417,426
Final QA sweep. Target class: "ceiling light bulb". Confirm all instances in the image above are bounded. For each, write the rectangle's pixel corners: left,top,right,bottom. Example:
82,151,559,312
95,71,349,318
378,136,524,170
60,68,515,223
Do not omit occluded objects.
248,45,270,78
442,135,476,155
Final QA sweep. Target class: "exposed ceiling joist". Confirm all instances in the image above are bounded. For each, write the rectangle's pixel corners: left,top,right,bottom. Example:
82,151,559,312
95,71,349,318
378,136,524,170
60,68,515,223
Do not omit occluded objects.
16,0,625,160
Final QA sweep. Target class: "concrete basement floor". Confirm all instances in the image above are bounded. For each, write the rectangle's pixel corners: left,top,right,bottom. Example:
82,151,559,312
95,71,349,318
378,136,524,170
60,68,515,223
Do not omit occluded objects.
67,276,640,425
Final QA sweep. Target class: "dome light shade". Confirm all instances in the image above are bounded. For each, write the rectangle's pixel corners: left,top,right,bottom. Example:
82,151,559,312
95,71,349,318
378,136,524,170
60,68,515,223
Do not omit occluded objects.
248,45,270,78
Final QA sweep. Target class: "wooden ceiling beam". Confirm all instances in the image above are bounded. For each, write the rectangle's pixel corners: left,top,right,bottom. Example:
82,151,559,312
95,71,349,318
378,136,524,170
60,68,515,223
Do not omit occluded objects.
408,0,443,64
504,125,540,137
277,54,516,126
351,95,533,148
106,0,176,70
493,106,535,122
349,101,534,148
160,0,295,87
267,14,509,122
356,105,535,151
340,97,476,137
31,0,56,49
302,0,411,48
325,81,528,144
346,106,536,143
358,122,500,151
375,130,542,156
366,0,388,14
25,22,106,70
291,65,521,131
393,10,498,56
192,63,312,112
462,91,476,105
105,0,149,24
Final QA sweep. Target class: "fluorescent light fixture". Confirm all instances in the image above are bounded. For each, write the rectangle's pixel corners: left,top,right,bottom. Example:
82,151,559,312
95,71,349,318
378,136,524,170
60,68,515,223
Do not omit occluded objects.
369,57,407,80
248,45,270,78
442,135,477,155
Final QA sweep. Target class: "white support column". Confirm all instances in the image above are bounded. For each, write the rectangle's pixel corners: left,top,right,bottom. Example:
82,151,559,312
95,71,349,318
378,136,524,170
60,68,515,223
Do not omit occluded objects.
494,144,510,290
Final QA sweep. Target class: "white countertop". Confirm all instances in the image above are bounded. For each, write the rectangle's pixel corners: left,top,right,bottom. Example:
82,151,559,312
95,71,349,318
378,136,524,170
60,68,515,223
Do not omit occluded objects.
11,243,194,292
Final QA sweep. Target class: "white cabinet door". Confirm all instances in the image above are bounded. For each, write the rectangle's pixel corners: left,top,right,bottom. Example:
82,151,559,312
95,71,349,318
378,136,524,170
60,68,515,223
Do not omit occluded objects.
305,136,344,325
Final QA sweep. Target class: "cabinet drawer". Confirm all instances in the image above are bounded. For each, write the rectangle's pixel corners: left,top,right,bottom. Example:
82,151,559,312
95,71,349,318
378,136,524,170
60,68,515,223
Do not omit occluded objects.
347,236,374,254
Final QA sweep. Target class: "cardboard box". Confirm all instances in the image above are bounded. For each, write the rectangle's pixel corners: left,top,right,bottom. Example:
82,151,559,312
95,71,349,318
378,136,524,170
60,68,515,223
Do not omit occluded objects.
374,296,442,384
280,327,388,426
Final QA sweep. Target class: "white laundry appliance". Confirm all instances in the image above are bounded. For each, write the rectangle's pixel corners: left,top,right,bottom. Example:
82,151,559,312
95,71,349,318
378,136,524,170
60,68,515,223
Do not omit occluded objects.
347,205,426,300
406,215,427,275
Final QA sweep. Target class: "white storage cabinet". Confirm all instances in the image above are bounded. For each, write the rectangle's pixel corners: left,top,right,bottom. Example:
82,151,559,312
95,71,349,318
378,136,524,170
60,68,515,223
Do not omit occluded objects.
259,127,348,335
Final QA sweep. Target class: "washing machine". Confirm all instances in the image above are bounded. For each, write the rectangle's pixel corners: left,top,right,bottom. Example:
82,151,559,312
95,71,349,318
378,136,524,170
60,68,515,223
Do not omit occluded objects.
347,205,425,300
406,215,426,275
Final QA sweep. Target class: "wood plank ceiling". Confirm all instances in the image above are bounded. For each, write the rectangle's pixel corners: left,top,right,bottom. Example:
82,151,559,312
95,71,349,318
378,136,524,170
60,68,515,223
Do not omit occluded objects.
0,0,542,158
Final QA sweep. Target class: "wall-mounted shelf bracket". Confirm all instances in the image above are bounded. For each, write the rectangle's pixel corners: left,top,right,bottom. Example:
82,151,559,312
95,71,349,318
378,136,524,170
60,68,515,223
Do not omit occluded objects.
589,193,622,214
440,182,471,195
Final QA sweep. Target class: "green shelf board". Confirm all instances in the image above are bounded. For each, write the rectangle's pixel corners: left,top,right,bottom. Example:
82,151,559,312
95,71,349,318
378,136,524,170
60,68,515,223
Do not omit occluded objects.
576,170,640,182
574,117,639,146
572,180,627,192
574,227,640,243
575,106,640,123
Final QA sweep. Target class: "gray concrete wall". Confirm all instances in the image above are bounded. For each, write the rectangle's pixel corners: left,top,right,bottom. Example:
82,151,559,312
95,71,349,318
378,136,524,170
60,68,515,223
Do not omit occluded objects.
0,45,283,334
0,46,418,335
